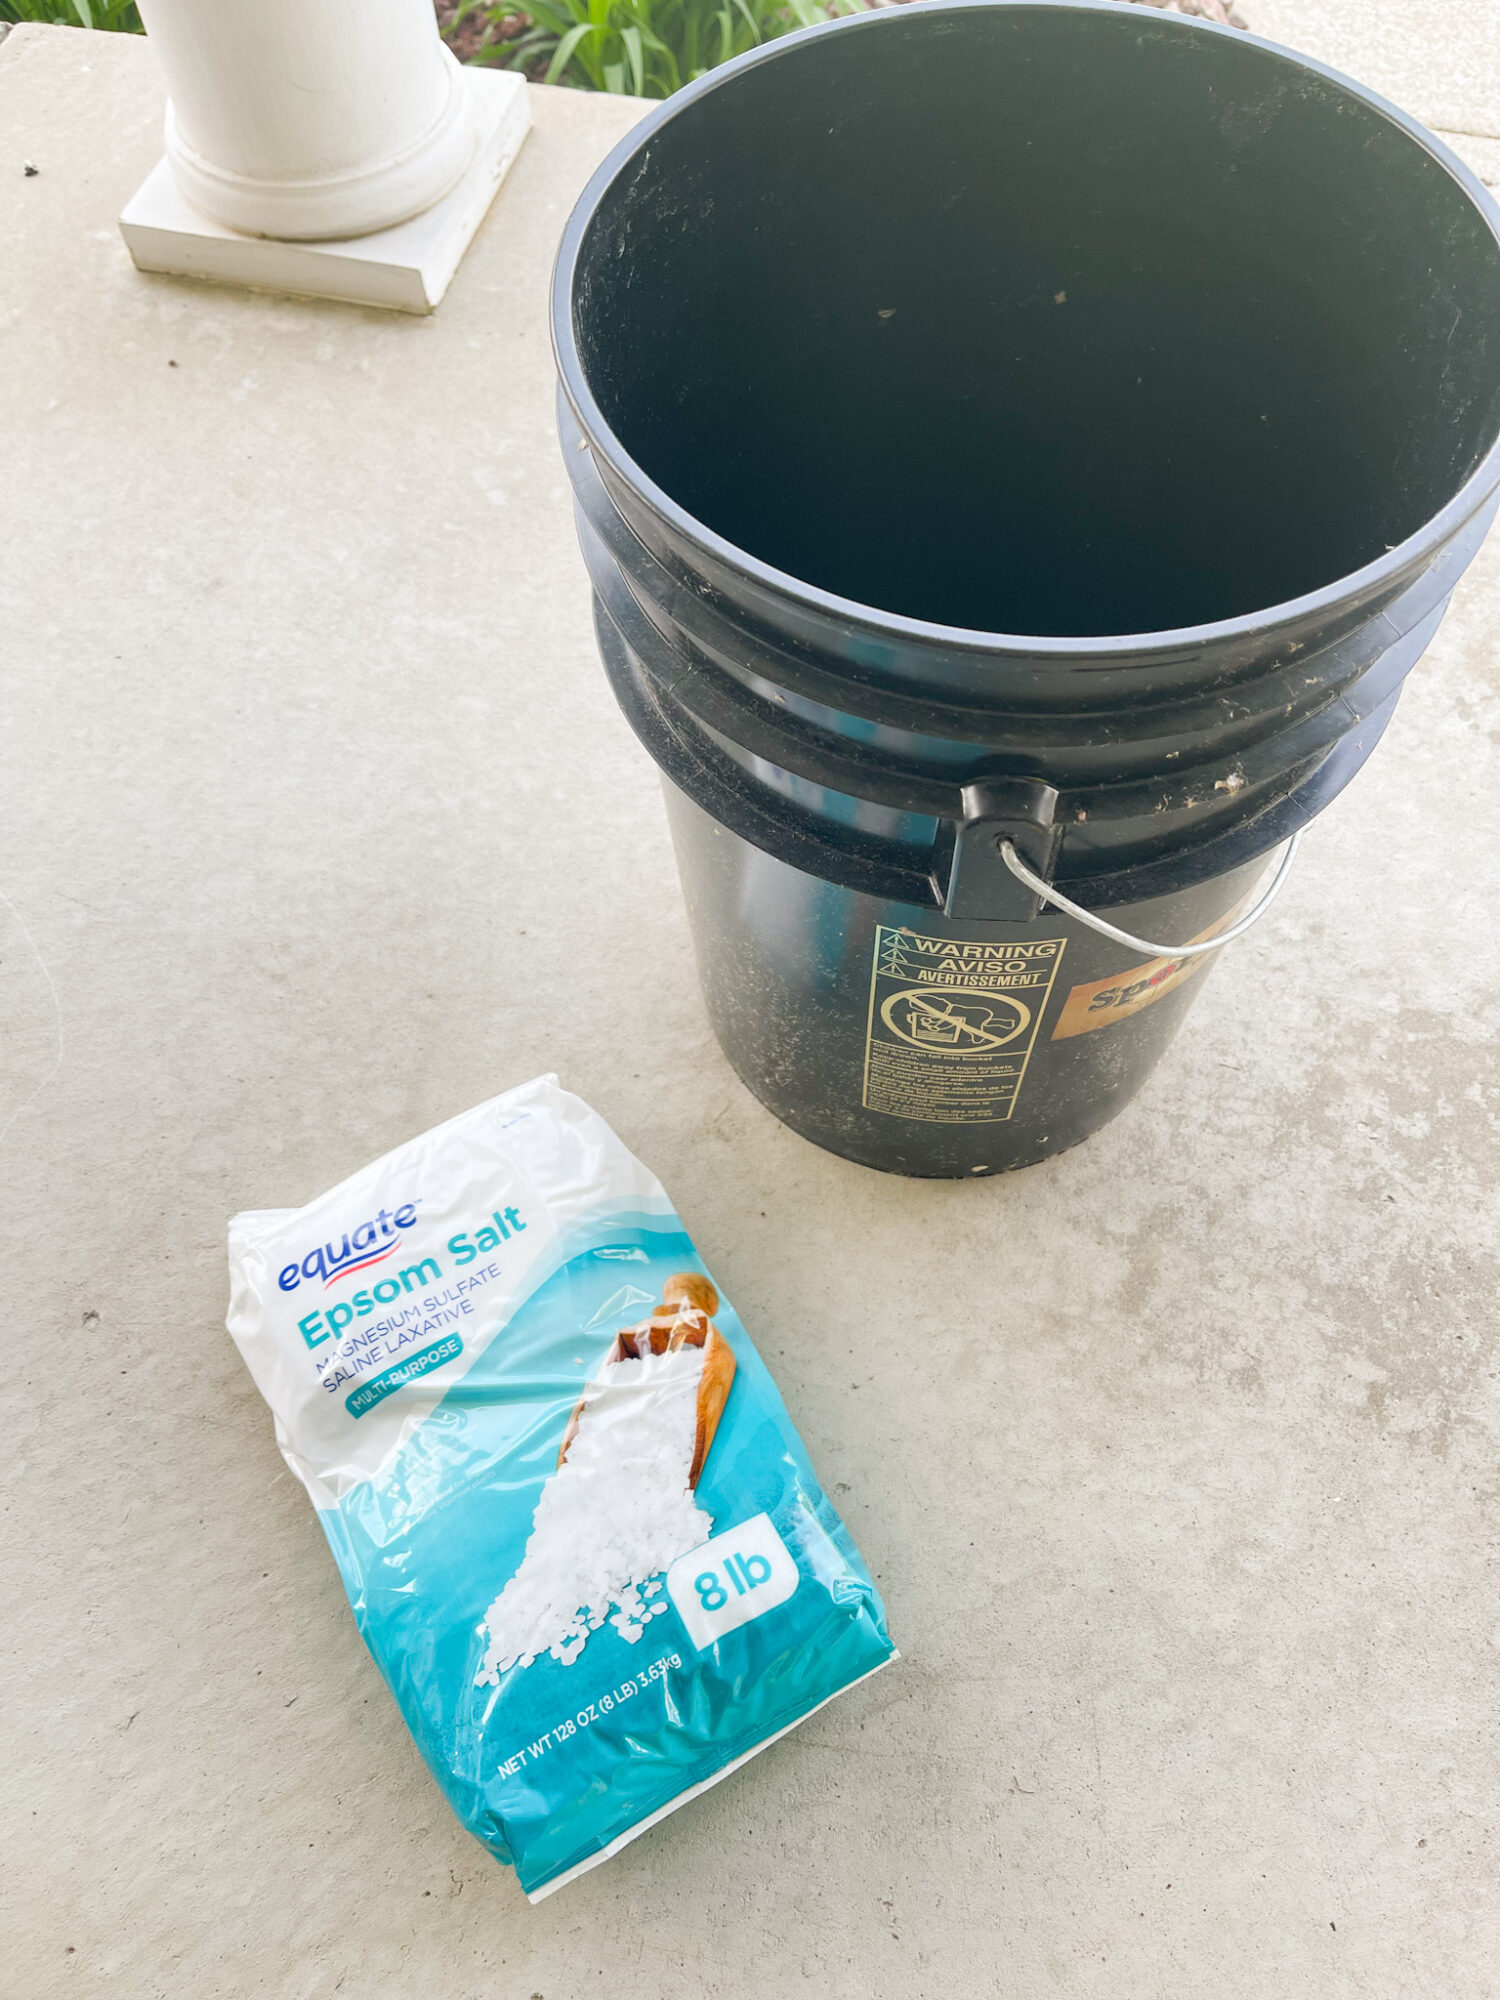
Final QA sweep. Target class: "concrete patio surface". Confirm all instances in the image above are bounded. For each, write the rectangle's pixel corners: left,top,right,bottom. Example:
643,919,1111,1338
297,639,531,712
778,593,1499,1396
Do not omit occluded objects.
3,12,1499,1998
1250,0,1500,187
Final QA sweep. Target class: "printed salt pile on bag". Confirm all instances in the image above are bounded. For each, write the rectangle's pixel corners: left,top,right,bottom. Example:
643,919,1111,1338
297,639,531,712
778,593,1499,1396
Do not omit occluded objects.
226,1076,895,1899
475,1277,727,1677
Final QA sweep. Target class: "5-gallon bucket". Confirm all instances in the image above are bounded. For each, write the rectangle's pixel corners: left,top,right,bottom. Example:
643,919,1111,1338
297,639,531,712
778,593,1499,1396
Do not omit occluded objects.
554,0,1500,1177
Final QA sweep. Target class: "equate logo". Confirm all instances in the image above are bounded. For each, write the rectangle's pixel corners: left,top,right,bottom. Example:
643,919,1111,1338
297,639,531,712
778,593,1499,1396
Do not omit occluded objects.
278,1203,421,1292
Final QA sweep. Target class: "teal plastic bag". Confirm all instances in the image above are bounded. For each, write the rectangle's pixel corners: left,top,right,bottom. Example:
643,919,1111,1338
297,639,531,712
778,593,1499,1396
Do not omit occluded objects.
227,1076,895,1898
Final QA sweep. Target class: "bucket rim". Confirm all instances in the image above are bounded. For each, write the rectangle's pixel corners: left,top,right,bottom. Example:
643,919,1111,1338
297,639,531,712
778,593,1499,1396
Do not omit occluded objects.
552,0,1500,664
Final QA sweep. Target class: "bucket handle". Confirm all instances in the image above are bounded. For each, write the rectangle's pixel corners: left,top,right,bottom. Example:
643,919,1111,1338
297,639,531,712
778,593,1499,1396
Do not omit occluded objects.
999,832,1302,959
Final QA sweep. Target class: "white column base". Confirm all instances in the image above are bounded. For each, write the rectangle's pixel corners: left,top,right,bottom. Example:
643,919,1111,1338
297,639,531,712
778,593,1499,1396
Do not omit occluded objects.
120,69,530,314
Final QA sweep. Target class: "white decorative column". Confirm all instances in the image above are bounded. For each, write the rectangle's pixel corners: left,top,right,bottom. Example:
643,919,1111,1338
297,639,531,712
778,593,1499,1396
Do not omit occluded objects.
120,0,530,312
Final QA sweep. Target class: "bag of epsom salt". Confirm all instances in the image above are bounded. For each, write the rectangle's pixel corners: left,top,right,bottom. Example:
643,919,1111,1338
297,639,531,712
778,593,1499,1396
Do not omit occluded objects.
226,1075,895,1899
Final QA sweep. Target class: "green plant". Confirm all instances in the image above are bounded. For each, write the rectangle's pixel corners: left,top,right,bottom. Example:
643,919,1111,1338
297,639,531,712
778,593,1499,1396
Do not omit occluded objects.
453,0,863,98
0,0,142,26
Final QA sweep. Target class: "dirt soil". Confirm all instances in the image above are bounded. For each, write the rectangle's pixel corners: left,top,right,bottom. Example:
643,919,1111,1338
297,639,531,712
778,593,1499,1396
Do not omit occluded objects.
433,1,530,65
433,0,1250,67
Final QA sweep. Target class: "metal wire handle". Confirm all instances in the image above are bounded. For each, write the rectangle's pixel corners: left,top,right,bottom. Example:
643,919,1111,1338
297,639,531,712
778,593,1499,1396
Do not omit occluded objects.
998,831,1303,960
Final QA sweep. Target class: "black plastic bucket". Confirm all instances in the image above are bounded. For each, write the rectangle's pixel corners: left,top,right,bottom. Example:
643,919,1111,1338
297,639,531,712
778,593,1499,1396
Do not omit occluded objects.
554,0,1500,1176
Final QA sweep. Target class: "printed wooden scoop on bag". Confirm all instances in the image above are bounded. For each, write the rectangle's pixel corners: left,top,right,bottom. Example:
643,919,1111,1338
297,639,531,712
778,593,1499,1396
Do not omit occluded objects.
558,1272,736,1488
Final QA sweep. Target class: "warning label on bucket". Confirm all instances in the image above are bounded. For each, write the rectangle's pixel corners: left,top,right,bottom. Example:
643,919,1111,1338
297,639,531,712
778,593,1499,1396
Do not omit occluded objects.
861,928,1067,1123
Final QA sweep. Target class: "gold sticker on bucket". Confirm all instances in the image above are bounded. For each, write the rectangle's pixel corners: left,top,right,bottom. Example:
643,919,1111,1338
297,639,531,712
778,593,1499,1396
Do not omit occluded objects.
1049,886,1259,1040
862,928,1067,1124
